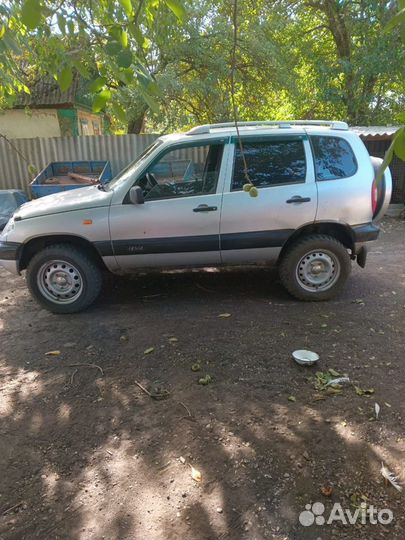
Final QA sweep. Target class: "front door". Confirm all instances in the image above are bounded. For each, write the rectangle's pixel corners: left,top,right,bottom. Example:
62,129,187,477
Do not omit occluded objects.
109,140,228,269
220,134,318,263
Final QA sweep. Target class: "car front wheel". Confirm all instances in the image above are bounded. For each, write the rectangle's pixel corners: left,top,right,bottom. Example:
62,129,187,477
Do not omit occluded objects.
279,234,351,301
26,244,102,313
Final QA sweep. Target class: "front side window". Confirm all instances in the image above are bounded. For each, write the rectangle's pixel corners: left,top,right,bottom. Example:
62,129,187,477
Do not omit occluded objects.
231,139,306,190
310,136,357,180
138,143,224,200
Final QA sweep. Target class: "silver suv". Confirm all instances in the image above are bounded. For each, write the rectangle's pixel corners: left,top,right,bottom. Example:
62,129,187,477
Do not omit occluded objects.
0,120,392,313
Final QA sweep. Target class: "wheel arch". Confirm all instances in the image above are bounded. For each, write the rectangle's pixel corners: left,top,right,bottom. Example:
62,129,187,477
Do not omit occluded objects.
278,221,355,263
19,234,107,272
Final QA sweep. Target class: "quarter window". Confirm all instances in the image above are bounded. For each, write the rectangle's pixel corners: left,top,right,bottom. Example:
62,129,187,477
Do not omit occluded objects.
232,139,306,190
138,143,224,200
310,136,357,180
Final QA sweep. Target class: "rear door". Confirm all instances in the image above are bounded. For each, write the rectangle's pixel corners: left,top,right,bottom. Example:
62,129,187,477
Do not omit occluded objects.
219,134,317,263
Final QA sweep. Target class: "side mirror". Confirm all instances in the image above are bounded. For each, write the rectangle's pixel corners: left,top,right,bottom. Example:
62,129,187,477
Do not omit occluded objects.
129,185,145,205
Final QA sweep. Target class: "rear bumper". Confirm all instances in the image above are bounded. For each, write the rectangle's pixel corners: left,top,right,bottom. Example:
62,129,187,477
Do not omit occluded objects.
352,223,380,243
0,241,21,274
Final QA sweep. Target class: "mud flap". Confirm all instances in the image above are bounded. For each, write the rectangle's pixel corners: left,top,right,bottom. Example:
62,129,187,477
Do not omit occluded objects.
357,246,368,268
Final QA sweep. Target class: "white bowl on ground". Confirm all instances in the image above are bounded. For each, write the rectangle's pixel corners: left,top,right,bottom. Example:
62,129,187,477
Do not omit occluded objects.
292,349,319,366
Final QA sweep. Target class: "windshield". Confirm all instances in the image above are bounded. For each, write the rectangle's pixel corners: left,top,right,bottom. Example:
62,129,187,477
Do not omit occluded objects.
105,139,163,191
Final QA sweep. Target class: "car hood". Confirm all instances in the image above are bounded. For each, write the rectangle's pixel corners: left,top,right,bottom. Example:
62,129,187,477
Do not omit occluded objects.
15,186,113,220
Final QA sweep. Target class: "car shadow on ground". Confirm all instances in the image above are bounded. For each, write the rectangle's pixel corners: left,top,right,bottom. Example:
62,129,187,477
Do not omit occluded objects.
0,235,404,540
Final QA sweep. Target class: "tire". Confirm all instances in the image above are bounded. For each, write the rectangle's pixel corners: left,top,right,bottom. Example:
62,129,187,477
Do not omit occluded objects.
26,243,102,313
279,234,351,301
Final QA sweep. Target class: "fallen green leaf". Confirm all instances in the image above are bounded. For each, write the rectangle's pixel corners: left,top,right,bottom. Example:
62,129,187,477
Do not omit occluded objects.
198,375,212,385
328,368,340,377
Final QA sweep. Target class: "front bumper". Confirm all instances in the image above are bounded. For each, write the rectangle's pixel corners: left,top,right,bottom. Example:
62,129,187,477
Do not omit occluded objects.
0,241,21,274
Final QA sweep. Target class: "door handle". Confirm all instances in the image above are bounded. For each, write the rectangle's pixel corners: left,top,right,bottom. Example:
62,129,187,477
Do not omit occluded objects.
286,196,311,204
193,204,218,212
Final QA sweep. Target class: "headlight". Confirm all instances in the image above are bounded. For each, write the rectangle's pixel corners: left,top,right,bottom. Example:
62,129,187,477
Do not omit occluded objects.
1,217,15,237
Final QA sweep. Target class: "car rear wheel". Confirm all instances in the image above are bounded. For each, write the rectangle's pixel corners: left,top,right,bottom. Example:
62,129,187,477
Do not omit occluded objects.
279,234,351,301
26,244,102,313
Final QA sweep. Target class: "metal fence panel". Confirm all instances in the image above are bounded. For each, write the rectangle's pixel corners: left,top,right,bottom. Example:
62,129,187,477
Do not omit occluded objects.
0,134,159,193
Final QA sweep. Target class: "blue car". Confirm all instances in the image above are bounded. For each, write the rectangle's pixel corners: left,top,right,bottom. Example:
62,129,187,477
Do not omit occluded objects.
0,190,29,231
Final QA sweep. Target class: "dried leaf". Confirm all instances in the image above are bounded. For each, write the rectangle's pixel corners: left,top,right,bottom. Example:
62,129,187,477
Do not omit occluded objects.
355,386,375,396
288,395,296,402
144,347,154,355
190,466,202,482
320,485,333,497
313,393,326,401
45,350,61,356
168,337,178,343
325,387,343,395
218,313,231,318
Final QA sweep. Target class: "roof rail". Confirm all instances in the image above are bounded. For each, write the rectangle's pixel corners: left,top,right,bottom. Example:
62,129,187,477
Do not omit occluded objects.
186,120,349,135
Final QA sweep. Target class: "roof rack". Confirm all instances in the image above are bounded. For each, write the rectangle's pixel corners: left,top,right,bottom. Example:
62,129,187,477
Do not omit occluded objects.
186,120,349,135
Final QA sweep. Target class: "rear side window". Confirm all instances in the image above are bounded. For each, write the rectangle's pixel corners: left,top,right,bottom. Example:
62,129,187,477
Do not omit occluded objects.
310,136,357,180
232,139,306,190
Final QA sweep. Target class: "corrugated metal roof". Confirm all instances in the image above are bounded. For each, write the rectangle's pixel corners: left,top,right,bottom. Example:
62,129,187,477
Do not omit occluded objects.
15,73,81,107
350,126,400,138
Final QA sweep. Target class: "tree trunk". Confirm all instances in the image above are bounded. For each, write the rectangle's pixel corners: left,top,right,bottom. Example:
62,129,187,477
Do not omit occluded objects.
308,0,356,122
127,108,147,134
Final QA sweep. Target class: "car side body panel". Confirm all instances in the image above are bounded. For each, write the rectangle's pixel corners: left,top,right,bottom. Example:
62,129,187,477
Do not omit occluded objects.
312,130,375,225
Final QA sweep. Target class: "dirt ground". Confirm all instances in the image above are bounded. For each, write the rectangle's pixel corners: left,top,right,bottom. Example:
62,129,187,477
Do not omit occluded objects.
0,218,404,540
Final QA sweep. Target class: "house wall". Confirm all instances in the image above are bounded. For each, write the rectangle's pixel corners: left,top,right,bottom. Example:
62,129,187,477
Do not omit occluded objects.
77,110,103,136
0,109,61,139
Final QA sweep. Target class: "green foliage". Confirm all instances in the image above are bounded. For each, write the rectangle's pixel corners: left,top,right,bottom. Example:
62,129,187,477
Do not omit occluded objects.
93,89,112,113
119,0,134,18
0,0,403,135
57,67,73,92
165,0,186,21
21,0,42,30
393,127,405,161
